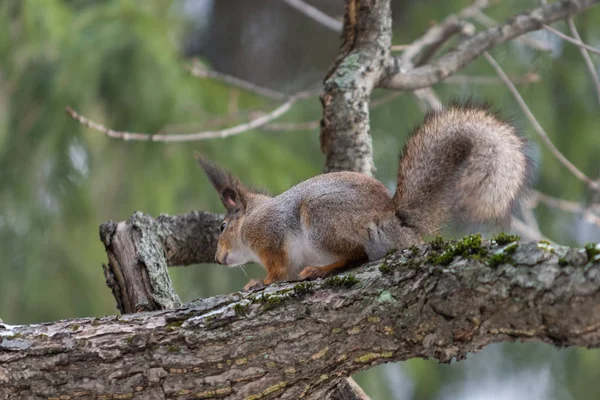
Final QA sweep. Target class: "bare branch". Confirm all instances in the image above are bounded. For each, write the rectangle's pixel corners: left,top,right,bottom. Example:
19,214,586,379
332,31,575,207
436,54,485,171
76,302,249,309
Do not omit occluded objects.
395,1,489,113
544,23,600,56
391,44,411,51
157,109,258,134
472,11,553,52
567,18,600,106
263,92,404,132
66,89,318,142
400,0,491,68
483,51,599,191
534,191,600,226
382,0,600,91
443,73,541,85
188,63,289,101
266,77,527,132
520,203,543,239
370,91,402,109
412,88,442,111
262,120,320,132
510,217,549,242
281,0,343,32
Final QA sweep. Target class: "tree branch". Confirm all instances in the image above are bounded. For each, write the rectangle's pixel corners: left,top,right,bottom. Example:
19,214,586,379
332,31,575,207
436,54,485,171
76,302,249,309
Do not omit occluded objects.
443,72,541,85
262,91,404,133
2,239,599,399
381,0,600,91
567,18,600,106
534,191,600,226
188,63,289,101
65,89,318,143
281,0,343,32
472,11,553,52
483,51,599,191
544,23,600,56
399,0,490,68
320,0,393,174
510,217,548,242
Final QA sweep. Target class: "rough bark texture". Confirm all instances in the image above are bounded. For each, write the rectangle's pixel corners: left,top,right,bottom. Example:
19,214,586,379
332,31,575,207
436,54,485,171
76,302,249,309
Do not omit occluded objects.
100,211,223,313
319,0,392,175
2,240,599,399
381,0,600,90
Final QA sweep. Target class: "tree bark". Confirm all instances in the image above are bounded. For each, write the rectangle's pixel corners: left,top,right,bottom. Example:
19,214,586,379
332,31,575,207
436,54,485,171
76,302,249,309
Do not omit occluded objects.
2,240,599,399
319,0,392,175
100,211,223,313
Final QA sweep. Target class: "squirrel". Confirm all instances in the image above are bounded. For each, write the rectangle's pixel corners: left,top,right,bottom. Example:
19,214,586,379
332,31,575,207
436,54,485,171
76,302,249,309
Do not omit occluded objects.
197,101,532,291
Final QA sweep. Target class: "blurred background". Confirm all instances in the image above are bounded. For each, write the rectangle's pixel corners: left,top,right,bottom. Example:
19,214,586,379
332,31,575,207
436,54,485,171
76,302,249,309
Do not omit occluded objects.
1,0,599,399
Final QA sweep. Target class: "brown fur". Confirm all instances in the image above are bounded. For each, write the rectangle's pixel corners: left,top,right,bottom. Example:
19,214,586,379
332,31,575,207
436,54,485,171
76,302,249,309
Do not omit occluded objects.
299,260,349,280
259,248,288,284
197,102,532,290
299,199,311,229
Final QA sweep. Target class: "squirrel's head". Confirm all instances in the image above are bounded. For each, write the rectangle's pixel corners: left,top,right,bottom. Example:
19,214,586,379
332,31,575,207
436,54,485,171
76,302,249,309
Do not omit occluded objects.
196,155,255,267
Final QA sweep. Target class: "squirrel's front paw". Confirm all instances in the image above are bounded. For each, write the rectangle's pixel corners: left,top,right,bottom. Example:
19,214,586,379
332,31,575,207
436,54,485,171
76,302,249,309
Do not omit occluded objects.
298,266,325,280
243,279,265,291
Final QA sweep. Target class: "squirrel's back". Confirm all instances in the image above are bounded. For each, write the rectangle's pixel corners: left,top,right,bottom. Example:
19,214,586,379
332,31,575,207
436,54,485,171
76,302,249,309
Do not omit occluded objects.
394,101,532,236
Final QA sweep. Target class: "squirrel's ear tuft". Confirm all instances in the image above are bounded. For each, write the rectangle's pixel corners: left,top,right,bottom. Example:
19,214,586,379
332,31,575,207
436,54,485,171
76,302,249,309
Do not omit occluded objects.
195,153,229,192
195,153,247,213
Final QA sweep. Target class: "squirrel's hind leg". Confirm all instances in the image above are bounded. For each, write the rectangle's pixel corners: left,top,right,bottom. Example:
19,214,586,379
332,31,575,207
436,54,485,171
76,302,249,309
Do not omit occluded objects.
298,260,348,280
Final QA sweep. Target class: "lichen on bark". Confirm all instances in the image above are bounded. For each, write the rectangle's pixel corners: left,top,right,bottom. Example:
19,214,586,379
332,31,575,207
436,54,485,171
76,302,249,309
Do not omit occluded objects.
2,239,599,399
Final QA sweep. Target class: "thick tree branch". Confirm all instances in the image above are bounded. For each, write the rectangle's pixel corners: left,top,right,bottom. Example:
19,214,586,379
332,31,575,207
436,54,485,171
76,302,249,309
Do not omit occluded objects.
381,0,600,91
100,211,223,313
319,0,392,175
2,240,599,399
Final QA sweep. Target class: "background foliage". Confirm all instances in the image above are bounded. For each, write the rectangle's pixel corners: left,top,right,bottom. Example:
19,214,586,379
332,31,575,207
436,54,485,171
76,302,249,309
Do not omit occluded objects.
0,0,599,399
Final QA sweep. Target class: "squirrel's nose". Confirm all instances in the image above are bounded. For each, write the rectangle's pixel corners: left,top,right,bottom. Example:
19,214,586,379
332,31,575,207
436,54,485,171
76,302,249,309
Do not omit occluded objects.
215,252,227,264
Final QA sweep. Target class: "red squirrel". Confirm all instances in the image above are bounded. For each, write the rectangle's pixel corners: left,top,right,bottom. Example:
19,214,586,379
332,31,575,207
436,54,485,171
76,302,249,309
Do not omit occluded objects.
197,102,532,291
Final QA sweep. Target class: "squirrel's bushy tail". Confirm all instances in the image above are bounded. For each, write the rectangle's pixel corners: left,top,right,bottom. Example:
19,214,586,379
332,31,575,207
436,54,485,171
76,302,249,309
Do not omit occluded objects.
393,101,533,236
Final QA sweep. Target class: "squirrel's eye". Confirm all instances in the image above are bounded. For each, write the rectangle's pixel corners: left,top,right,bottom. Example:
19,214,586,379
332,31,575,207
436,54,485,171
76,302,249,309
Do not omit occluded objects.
220,221,227,232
